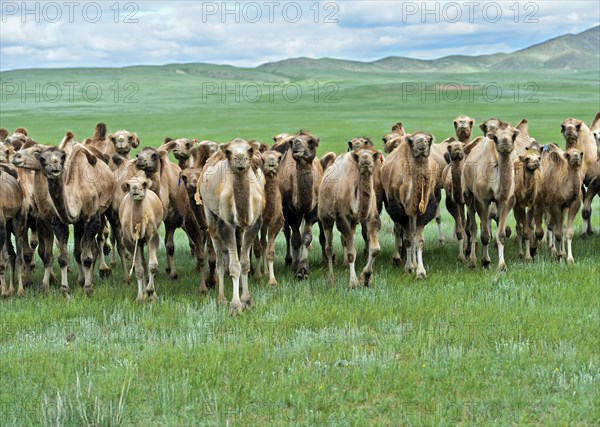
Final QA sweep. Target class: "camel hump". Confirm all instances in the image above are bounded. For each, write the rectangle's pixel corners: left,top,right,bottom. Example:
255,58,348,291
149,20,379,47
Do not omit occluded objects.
591,112,600,129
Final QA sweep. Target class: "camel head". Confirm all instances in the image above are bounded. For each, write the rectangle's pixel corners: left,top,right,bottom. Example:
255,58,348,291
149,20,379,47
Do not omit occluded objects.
261,150,282,177
179,168,202,194
0,128,8,141
592,128,600,148
564,149,583,170
110,130,140,156
135,147,165,173
163,137,195,161
480,118,505,136
454,115,474,141
488,124,519,155
406,132,434,159
561,118,583,148
12,143,44,170
273,133,292,144
37,147,67,179
289,131,319,164
446,139,465,162
351,147,380,176
221,138,257,174
2,130,28,151
518,148,541,172
347,137,373,152
0,142,15,163
122,175,152,201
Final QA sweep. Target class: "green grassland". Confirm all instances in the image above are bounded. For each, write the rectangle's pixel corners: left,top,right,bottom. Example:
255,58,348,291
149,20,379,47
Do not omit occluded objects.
0,65,599,425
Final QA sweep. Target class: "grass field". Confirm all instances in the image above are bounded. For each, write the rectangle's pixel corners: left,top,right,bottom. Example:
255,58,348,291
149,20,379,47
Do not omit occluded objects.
0,65,599,425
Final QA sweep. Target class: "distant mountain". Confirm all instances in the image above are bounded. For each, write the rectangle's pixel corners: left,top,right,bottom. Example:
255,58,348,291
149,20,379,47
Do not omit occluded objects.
259,25,599,73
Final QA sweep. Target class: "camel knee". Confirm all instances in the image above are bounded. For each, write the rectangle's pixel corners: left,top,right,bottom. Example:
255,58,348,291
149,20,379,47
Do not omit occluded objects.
229,260,241,277
240,258,251,273
166,244,175,257
302,232,313,247
149,262,158,274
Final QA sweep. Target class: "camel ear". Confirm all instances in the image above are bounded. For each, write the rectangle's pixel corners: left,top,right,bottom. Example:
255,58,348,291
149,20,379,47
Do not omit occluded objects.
518,154,526,163
112,154,123,166
373,151,380,162
443,152,451,164
560,124,566,133
512,129,520,142
142,179,151,189
311,137,320,148
406,135,414,146
347,141,353,152
132,134,140,148
469,120,474,127
576,123,582,132
426,133,434,145
109,134,117,144
34,151,41,161
480,123,488,134
549,151,561,163
121,182,130,193
219,143,231,159
164,137,173,144
180,174,188,184
392,122,403,133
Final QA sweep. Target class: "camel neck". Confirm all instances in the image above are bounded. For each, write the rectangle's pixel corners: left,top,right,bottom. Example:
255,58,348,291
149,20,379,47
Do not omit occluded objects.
295,161,313,213
496,152,514,201
233,171,251,227
451,159,463,203
357,172,373,219
46,176,77,223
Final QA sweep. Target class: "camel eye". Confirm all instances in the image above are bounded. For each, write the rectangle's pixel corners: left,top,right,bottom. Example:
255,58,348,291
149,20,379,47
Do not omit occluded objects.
186,143,191,149
152,154,157,161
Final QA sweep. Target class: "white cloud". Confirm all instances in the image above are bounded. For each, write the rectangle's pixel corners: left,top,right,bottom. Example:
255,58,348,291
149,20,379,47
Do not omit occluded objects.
0,1,598,70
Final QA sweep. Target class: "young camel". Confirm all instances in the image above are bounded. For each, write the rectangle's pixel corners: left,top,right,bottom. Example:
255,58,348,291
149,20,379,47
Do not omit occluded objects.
319,147,381,288
119,175,163,301
37,133,115,296
513,146,542,261
462,123,520,271
539,144,584,263
442,138,467,261
381,132,439,278
200,139,265,315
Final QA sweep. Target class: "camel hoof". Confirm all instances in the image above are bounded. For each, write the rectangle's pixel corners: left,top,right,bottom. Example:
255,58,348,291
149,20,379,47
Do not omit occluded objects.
360,272,372,287
230,301,244,316
404,266,414,275
458,255,466,263
136,294,145,302
99,267,111,279
438,237,446,243
198,286,209,295
295,265,309,280
587,229,594,237
59,285,70,296
268,278,278,286
17,288,25,298
40,284,49,294
505,227,512,239
498,262,507,272
468,258,477,269
147,291,157,302
482,258,491,268
242,296,253,309
169,272,179,280
216,295,228,307
567,256,574,264
84,286,93,297
392,257,402,267
1,290,10,299
285,257,292,266
524,256,532,263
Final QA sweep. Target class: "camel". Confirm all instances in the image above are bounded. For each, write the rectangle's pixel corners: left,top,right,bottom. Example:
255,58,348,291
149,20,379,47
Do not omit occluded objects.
561,116,600,236
462,123,520,271
319,147,381,287
159,137,197,169
513,146,542,261
0,146,25,297
252,150,285,286
37,133,115,295
129,147,183,279
539,144,583,262
12,141,58,293
382,122,406,154
277,130,325,279
381,132,439,278
179,167,216,293
199,138,265,314
119,175,163,301
442,138,467,261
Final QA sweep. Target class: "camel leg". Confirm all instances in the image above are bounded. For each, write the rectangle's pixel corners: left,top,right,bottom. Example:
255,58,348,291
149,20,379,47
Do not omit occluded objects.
209,229,227,307
0,222,7,297
146,234,160,300
240,218,262,309
318,220,329,268
404,222,415,275
73,222,84,287
96,215,111,278
321,216,335,286
548,206,562,259
259,224,268,277
81,214,101,297
475,199,491,268
106,207,130,283
514,206,525,259
19,218,34,289
37,220,54,293
217,221,242,315
206,237,217,288
266,216,284,286
495,197,514,271
446,196,465,262
435,203,444,243
361,220,369,257
414,220,427,279
340,234,349,268
335,216,357,288
392,222,403,266
28,217,38,273
297,213,316,279
283,222,292,266
566,200,580,264
530,201,544,258
164,220,178,280
252,235,262,280
52,217,71,294
131,241,145,302
360,215,380,286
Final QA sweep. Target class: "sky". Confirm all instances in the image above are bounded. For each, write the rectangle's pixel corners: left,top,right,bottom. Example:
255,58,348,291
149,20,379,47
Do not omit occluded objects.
1,1,598,71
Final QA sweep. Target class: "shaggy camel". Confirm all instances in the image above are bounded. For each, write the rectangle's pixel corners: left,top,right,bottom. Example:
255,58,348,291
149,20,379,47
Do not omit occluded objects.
561,116,600,236
12,141,58,292
319,147,381,288
453,115,474,143
37,133,115,295
119,175,163,301
200,138,265,314
462,123,520,271
381,132,438,278
277,130,325,279
252,150,285,286
130,147,183,279
539,144,583,262
382,122,406,154
513,146,542,261
442,138,467,261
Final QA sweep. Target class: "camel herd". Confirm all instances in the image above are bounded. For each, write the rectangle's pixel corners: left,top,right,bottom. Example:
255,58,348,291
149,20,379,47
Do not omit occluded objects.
0,113,598,314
